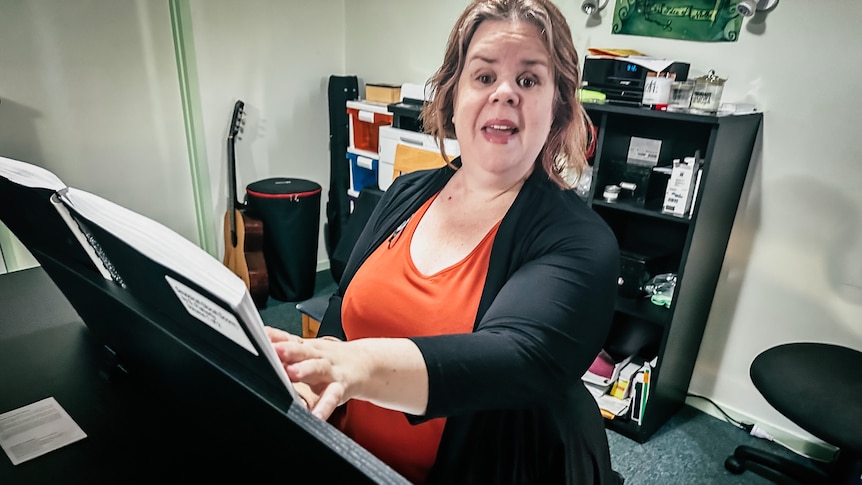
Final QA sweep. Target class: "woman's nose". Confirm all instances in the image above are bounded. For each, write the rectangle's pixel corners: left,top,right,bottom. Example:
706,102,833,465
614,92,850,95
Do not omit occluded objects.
490,80,519,105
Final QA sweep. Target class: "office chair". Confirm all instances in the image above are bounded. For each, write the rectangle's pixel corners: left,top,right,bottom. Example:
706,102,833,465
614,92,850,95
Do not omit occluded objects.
724,342,862,484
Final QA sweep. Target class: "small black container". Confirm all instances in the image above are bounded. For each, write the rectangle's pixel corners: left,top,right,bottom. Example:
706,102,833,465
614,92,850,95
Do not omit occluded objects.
245,178,321,301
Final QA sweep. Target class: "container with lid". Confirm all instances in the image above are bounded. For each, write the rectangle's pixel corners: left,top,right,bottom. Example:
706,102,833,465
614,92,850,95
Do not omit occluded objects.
689,70,726,113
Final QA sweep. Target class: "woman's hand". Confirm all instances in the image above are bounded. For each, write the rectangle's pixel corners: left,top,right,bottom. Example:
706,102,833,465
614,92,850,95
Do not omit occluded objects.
265,326,430,420
266,326,362,420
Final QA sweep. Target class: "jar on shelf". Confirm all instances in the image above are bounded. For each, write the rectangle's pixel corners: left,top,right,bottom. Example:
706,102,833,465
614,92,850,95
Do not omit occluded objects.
689,70,726,113
641,72,674,110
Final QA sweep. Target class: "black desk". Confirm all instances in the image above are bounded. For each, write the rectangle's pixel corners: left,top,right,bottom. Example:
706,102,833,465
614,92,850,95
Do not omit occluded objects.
0,267,405,483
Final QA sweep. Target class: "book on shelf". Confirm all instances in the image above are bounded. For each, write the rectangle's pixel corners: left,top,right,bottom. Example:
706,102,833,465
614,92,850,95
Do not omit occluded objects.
583,351,641,419
631,372,645,424
609,360,643,400
597,393,632,420
630,357,658,425
0,156,298,402
583,349,633,389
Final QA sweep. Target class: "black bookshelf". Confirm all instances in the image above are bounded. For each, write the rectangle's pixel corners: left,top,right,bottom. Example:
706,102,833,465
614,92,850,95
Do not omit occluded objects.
583,103,763,442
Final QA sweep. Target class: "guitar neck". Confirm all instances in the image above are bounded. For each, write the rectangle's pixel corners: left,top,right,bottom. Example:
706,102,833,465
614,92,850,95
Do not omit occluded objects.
226,99,245,247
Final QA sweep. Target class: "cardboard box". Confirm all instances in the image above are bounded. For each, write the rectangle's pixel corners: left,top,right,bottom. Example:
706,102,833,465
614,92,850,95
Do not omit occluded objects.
365,83,402,104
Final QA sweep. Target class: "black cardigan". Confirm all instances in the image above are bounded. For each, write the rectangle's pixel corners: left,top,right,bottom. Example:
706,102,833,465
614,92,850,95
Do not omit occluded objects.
320,162,622,484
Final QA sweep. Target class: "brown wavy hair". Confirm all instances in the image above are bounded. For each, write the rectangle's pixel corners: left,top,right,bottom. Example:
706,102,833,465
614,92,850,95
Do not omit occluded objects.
421,0,591,189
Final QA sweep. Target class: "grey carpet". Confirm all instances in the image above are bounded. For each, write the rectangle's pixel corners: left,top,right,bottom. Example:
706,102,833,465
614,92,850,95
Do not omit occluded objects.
607,404,819,484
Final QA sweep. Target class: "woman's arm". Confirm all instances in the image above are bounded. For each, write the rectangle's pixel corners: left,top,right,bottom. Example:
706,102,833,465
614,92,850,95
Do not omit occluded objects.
267,327,429,420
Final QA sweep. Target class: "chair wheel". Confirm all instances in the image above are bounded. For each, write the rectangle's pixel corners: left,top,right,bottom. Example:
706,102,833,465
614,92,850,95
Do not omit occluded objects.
724,456,744,474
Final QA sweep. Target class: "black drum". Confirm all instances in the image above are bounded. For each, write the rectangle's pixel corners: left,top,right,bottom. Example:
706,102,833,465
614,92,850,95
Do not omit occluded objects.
245,178,321,302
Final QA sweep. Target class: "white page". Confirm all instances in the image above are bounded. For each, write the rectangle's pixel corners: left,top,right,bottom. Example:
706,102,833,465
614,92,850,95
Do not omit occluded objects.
0,156,67,191
58,187,245,308
0,397,87,465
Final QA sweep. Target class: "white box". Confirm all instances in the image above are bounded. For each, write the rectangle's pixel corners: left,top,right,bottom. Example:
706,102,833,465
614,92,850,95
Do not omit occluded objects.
627,136,662,166
662,157,700,216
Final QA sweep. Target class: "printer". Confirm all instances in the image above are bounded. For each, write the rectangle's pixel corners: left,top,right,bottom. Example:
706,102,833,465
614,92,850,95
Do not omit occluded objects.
582,56,690,105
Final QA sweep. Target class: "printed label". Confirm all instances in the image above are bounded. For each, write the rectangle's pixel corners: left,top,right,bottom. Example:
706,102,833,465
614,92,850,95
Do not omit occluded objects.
165,275,258,356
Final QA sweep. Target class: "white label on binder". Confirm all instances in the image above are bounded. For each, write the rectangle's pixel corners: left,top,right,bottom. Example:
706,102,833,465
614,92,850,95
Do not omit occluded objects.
357,155,374,170
358,109,375,123
166,275,258,356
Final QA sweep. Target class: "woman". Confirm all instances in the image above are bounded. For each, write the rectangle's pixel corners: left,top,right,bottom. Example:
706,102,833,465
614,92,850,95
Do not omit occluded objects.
268,0,622,483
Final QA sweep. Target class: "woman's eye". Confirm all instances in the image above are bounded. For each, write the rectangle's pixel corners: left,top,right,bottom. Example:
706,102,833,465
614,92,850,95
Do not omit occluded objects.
519,77,537,88
478,74,493,84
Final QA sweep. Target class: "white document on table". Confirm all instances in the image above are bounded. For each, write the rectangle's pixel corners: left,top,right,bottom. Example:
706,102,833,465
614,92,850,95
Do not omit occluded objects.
0,397,87,465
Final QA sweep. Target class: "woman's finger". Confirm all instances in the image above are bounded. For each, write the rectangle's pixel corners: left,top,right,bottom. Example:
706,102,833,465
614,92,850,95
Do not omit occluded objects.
311,384,346,420
284,355,334,383
292,381,320,410
272,341,321,368
265,326,298,342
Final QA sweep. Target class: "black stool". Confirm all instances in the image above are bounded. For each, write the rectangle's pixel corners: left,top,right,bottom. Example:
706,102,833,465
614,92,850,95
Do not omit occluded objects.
725,342,862,484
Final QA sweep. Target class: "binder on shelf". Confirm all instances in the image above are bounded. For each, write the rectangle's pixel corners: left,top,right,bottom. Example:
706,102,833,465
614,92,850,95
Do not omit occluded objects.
630,357,657,425
0,156,407,483
610,360,643,400
640,362,651,422
631,372,645,424
584,351,641,420
583,349,634,391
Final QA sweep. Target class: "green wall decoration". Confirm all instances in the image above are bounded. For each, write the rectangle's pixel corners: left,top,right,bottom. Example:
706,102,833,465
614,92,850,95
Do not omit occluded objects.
612,0,744,42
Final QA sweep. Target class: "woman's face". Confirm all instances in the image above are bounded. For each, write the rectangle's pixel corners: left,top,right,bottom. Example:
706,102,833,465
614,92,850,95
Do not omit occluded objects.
452,20,555,180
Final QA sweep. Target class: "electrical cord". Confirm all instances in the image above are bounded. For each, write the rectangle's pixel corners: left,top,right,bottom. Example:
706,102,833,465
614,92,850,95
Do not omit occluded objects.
686,392,832,463
686,392,754,432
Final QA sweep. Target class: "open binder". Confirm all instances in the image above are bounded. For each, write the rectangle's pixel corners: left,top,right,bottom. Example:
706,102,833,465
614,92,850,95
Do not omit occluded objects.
0,156,407,482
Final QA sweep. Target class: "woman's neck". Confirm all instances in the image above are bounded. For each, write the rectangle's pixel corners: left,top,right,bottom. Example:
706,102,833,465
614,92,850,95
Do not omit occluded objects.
444,162,533,204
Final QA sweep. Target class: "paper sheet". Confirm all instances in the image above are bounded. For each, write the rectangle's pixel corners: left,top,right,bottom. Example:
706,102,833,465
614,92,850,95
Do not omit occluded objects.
0,397,87,465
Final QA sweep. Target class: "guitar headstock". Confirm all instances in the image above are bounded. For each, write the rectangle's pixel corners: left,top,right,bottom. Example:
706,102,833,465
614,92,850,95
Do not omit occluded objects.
229,100,245,140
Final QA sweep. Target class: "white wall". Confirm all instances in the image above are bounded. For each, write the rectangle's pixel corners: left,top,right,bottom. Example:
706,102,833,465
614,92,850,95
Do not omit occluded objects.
0,0,346,272
346,0,862,451
0,0,193,269
187,0,346,262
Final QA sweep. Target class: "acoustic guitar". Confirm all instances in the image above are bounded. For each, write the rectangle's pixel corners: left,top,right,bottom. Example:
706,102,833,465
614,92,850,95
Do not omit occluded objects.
222,100,269,308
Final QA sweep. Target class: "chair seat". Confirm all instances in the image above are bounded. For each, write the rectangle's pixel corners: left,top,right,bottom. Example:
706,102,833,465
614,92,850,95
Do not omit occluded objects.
750,342,862,454
296,294,331,338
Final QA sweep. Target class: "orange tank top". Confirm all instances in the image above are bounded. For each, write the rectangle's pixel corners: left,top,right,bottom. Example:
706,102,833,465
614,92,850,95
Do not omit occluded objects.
339,193,501,484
